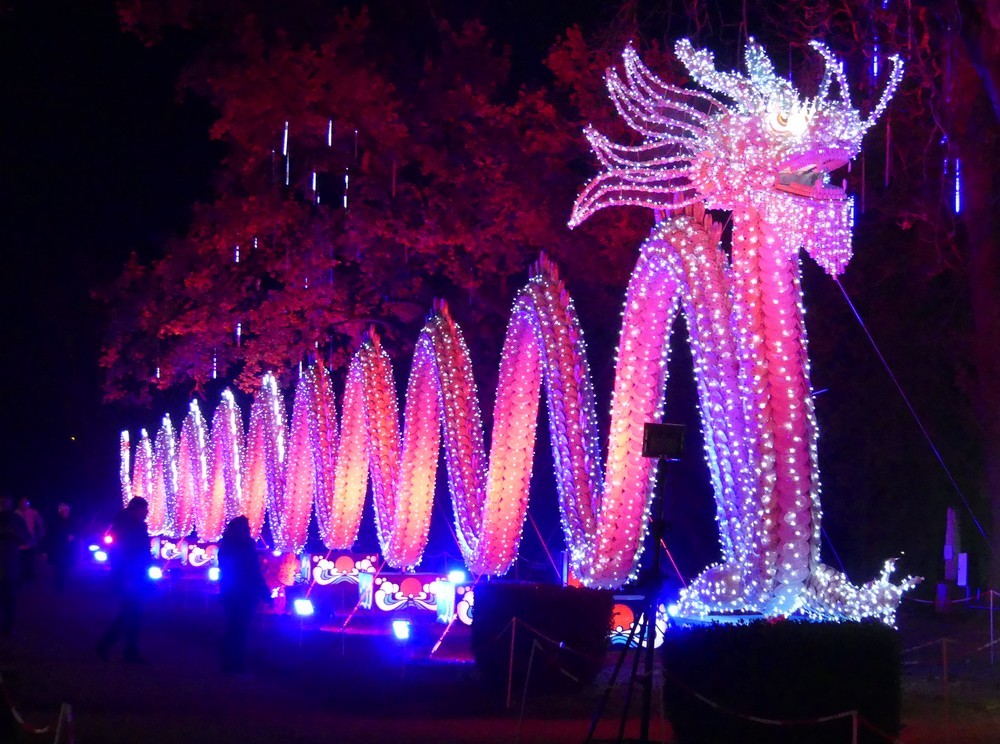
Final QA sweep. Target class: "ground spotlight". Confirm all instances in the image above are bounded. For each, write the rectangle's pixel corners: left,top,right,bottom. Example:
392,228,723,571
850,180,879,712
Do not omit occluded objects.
148,565,163,580
667,603,679,617
293,598,315,617
446,569,467,584
88,544,99,553
94,550,108,563
208,566,220,581
391,619,411,641
103,534,114,545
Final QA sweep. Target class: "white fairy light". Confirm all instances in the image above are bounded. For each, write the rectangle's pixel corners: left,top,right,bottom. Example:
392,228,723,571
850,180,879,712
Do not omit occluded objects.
127,36,915,624
570,38,914,622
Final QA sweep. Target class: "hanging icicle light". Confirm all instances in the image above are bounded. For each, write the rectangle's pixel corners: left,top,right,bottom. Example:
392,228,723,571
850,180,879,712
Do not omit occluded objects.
953,157,962,214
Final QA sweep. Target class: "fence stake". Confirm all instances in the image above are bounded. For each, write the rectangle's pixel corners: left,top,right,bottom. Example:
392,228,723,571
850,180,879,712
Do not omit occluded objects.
990,589,996,666
943,638,950,744
506,618,517,709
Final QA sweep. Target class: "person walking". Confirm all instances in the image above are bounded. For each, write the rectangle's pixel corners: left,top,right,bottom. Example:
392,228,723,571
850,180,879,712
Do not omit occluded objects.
0,496,30,637
48,503,76,592
96,498,151,663
15,498,44,582
217,516,271,673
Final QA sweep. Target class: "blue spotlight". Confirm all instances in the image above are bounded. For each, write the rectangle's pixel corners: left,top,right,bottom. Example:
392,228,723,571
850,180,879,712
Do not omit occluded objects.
208,566,220,582
148,565,163,580
94,550,108,563
446,569,467,584
391,619,411,641
88,544,100,553
293,598,315,617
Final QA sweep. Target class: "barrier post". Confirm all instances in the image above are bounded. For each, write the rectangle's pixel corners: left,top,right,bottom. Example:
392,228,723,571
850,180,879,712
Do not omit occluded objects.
851,710,858,744
943,638,951,744
506,618,517,709
515,640,542,743
990,590,995,666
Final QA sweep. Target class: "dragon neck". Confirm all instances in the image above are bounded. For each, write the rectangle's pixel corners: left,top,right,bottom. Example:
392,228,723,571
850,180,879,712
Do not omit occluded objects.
731,207,822,588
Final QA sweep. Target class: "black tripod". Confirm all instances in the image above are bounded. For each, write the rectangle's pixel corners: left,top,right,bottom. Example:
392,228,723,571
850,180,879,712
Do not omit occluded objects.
585,423,683,744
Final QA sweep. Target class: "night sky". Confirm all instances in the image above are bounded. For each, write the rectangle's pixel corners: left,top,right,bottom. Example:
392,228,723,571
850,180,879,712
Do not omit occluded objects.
1,0,218,520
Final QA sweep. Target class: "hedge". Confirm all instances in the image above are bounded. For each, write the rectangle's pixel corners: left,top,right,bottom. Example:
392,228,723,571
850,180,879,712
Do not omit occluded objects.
471,581,613,696
662,619,901,744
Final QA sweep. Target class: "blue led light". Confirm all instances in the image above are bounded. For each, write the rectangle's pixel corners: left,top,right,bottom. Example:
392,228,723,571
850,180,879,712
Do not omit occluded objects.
293,598,314,617
954,158,962,214
148,566,163,580
94,550,108,563
208,567,220,582
391,619,411,641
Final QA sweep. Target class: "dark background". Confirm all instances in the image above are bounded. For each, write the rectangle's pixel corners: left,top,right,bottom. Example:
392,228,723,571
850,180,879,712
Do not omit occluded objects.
0,0,217,522
0,0,974,588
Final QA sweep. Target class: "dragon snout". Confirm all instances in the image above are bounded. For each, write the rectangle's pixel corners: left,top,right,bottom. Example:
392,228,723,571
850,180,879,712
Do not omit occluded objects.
775,149,852,201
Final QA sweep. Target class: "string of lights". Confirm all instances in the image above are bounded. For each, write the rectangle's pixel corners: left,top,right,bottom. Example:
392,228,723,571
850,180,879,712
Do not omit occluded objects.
121,37,917,624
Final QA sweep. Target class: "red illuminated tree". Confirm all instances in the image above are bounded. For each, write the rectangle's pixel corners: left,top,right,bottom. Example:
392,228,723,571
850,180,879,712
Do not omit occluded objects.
102,4,662,402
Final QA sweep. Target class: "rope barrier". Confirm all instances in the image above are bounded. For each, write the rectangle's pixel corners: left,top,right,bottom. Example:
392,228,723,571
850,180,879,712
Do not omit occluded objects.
661,665,905,743
0,671,74,741
902,637,954,655
482,615,610,665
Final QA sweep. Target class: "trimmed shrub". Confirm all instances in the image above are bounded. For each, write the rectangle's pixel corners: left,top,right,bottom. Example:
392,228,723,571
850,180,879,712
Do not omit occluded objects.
662,620,901,744
471,581,613,696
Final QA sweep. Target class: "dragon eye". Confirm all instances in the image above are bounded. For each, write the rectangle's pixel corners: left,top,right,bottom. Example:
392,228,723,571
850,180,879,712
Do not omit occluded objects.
767,109,808,136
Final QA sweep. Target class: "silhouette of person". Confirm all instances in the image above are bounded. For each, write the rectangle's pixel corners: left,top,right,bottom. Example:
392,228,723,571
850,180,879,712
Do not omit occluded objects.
97,497,151,663
0,496,30,637
48,503,76,592
15,497,44,583
218,516,271,673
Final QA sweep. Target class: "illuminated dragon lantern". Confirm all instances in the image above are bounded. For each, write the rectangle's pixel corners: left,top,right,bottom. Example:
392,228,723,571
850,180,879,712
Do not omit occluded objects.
121,38,917,625
570,38,916,619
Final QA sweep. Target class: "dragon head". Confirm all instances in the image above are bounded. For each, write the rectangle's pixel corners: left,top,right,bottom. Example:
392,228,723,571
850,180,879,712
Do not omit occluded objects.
570,38,903,276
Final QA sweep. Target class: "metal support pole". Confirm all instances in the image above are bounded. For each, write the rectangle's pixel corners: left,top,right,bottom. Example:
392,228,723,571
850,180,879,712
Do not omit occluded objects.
639,457,669,743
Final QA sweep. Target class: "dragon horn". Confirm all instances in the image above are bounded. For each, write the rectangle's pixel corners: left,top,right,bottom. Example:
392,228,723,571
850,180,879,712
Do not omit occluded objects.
809,41,848,105
675,38,756,111
744,37,780,92
862,54,904,132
